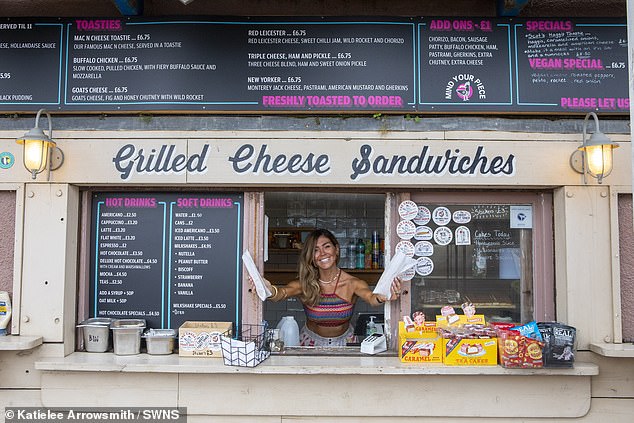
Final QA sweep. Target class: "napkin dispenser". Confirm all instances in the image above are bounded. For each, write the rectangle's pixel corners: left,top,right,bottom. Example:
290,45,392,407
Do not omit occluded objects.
360,334,387,355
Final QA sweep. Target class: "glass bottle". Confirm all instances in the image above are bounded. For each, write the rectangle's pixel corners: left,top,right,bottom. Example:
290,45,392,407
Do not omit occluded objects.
356,239,365,269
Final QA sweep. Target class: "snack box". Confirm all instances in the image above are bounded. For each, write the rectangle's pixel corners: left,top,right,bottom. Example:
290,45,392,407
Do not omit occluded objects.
178,321,233,357
398,321,442,364
436,314,486,327
443,337,498,366
497,329,544,369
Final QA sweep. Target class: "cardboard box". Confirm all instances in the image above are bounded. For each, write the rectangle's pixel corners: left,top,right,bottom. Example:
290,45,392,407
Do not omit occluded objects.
442,337,498,366
398,321,442,364
178,321,233,357
435,314,486,328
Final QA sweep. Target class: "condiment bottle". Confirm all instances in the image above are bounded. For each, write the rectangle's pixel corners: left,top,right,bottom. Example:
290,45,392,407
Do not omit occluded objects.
356,239,365,269
0,291,12,336
366,316,377,336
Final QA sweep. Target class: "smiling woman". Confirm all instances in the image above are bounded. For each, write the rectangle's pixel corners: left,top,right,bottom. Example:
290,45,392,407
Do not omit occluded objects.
254,228,400,347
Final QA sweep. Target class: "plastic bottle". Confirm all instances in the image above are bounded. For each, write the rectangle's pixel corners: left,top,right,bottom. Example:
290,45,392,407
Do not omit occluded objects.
347,241,357,269
276,316,300,347
366,316,377,336
364,240,372,269
356,239,365,269
371,231,381,269
0,291,12,336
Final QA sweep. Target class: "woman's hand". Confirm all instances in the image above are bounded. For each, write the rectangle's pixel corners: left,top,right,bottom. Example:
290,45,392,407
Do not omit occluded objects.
247,275,274,296
389,277,402,301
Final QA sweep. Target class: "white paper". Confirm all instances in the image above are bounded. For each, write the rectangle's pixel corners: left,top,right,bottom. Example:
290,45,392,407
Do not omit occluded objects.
242,250,272,301
372,251,417,298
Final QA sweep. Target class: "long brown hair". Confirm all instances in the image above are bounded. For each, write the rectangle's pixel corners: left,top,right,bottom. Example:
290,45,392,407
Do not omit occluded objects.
298,228,340,306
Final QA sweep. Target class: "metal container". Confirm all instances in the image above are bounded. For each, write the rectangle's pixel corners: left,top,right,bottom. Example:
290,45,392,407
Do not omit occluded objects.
77,318,112,352
143,329,177,355
110,319,146,355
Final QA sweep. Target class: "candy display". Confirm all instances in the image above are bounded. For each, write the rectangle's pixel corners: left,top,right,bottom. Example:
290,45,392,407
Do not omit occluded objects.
537,322,576,368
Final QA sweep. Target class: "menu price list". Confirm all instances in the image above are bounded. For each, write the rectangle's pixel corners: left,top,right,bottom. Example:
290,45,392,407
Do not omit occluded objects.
514,19,629,112
64,18,415,111
418,18,513,108
90,193,244,329
0,21,63,106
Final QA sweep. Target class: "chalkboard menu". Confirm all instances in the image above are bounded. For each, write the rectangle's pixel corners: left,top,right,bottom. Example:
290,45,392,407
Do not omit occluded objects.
65,17,416,112
90,192,244,329
514,19,629,112
418,18,513,110
0,17,628,114
0,21,64,107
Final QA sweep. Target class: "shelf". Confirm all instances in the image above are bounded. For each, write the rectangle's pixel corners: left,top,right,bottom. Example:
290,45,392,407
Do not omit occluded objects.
0,335,43,350
265,269,382,274
420,303,516,310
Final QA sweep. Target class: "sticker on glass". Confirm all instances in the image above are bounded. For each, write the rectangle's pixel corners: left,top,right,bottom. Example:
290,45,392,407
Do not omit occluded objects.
415,257,434,276
414,225,433,241
398,200,419,221
395,240,415,257
399,267,416,281
396,220,416,240
455,226,471,246
432,206,451,226
414,241,434,257
413,206,431,225
434,226,453,245
452,210,471,224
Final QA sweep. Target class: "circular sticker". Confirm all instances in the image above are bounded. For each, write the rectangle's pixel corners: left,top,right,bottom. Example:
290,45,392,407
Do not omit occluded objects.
398,200,419,220
414,241,434,257
413,206,431,225
396,220,416,240
414,225,433,241
432,206,451,226
415,257,434,276
399,267,416,281
434,226,453,245
395,240,415,257
452,210,472,224
0,152,15,169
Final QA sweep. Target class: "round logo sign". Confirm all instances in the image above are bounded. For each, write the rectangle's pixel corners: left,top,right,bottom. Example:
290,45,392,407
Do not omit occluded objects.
413,206,431,225
414,241,434,257
398,200,419,220
434,226,453,245
452,210,472,224
414,226,433,241
432,206,451,226
395,240,415,257
396,220,416,240
415,257,434,276
0,152,15,169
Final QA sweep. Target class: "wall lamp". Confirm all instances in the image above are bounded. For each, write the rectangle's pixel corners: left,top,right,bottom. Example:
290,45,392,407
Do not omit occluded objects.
570,112,619,184
15,109,64,180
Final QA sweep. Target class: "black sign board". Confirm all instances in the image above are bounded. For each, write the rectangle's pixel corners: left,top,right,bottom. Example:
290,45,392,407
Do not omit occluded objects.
90,192,244,329
0,17,627,114
513,19,629,113
418,18,513,110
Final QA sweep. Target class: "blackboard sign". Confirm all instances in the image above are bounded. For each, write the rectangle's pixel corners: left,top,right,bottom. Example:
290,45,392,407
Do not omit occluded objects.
418,18,513,110
64,17,415,112
514,19,629,113
0,17,628,114
0,21,64,107
90,192,244,329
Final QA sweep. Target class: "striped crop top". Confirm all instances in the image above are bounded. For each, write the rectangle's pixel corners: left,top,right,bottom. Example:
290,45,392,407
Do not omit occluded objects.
303,274,355,327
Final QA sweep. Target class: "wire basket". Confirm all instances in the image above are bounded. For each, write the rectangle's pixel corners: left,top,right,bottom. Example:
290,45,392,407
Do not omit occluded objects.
220,323,271,367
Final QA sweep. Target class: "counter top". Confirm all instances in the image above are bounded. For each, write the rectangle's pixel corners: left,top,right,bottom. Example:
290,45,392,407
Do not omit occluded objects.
590,342,634,357
0,335,43,350
35,352,598,376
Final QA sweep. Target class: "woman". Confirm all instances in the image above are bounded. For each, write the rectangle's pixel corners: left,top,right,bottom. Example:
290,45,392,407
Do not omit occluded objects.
256,228,400,347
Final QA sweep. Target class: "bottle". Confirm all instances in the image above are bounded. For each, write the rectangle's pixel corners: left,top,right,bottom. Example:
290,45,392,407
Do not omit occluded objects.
364,240,372,269
366,316,377,336
371,231,381,269
0,291,11,336
356,239,365,269
276,316,300,347
348,241,357,269
269,328,284,352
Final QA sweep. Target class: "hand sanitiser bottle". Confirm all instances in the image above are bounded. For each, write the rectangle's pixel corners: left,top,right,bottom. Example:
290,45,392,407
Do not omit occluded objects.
0,291,12,335
366,316,377,336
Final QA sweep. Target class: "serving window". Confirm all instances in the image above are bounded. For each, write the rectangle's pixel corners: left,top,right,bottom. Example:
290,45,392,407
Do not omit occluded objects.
399,192,554,324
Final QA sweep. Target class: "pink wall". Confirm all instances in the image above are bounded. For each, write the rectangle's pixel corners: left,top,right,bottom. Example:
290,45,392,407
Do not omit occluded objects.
0,191,15,295
618,194,634,342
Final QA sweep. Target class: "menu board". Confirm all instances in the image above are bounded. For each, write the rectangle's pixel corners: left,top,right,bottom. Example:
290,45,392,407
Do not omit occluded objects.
418,18,513,110
0,21,64,107
64,17,415,112
514,19,629,113
0,17,627,114
90,192,244,329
